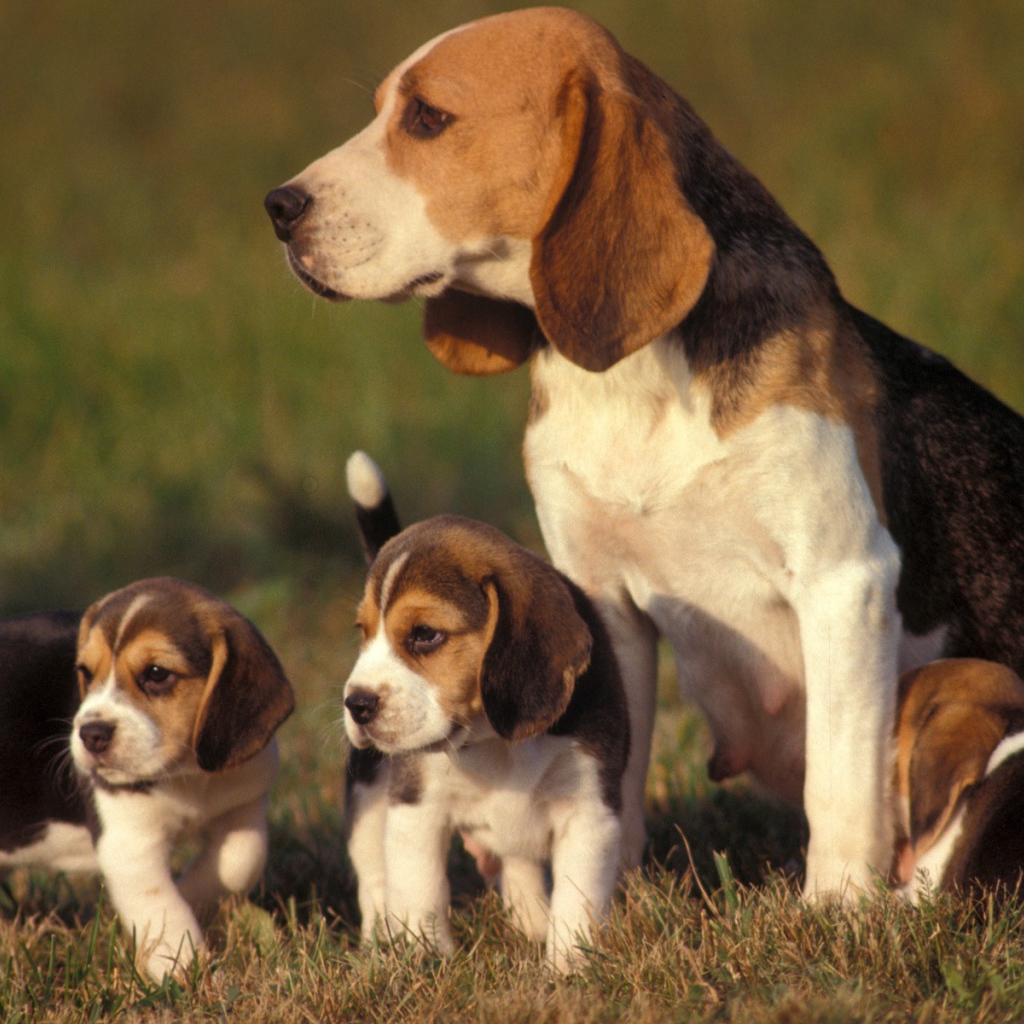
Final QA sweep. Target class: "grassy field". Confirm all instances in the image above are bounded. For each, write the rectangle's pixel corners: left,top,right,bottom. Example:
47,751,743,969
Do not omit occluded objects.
2,0,1024,1020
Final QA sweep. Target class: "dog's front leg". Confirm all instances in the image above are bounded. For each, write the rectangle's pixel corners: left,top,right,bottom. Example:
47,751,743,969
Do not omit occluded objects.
96,822,204,981
546,801,621,973
176,796,269,914
383,801,454,955
797,550,901,899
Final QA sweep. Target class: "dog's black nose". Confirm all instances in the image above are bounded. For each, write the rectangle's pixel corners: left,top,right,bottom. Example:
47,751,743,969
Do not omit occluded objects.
79,720,115,755
264,185,312,242
345,690,381,726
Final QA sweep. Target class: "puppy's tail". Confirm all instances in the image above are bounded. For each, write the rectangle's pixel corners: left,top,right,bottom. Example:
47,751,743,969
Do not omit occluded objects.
346,451,402,563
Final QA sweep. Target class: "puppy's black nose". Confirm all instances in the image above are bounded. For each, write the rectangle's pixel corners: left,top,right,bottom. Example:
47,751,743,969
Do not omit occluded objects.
79,720,115,755
345,690,381,726
264,185,312,242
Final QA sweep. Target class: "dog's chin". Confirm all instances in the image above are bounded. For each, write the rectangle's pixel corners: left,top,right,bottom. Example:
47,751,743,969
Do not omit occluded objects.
286,249,446,304
286,251,350,301
348,721,467,756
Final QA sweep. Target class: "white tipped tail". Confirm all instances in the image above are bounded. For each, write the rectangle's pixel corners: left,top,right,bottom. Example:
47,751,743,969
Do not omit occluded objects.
346,451,402,562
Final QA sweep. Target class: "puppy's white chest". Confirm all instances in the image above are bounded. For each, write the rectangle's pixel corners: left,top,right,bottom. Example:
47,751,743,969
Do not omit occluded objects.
440,738,579,860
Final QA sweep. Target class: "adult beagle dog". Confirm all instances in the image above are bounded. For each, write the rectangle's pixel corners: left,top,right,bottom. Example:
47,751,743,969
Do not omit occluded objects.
265,8,1024,898
894,659,1024,899
0,578,294,980
342,452,629,971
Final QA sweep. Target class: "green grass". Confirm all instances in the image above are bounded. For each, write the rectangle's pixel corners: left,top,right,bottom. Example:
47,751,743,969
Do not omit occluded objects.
2,0,1024,1019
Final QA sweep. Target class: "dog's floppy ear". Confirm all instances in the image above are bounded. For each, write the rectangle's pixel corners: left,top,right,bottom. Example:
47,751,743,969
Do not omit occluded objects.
531,65,714,372
907,702,1005,851
424,289,539,376
478,557,592,741
192,610,295,772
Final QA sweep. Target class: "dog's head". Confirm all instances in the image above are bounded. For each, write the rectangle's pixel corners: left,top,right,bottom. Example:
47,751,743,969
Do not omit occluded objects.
894,658,1024,876
342,516,592,754
71,578,295,786
265,7,714,374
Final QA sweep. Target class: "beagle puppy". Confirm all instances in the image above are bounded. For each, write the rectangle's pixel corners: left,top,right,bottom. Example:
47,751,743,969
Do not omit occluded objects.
894,659,1024,899
342,452,629,971
0,578,294,980
266,8,1024,899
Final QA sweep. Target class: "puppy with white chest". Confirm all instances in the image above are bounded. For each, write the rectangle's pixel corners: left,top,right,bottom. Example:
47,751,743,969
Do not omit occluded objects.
893,659,1024,899
0,577,295,981
342,452,629,971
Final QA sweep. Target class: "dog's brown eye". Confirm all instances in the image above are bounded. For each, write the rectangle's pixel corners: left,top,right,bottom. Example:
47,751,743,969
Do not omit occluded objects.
139,664,176,695
407,625,446,655
403,97,454,139
76,664,94,687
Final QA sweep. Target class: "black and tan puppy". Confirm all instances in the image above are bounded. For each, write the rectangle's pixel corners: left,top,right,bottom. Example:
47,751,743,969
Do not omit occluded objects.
342,452,629,971
894,659,1024,899
0,578,294,980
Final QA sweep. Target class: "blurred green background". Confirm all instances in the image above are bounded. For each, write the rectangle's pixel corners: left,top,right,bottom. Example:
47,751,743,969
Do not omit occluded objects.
1,0,1022,616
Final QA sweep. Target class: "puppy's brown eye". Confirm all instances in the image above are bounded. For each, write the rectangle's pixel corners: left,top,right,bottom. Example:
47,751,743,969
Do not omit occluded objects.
76,664,94,687
407,625,446,655
139,664,176,696
403,97,454,139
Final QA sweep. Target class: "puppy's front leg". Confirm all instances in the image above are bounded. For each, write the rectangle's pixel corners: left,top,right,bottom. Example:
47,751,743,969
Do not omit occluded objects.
96,822,204,981
500,857,549,941
383,800,453,955
347,770,389,943
176,796,270,914
546,802,621,973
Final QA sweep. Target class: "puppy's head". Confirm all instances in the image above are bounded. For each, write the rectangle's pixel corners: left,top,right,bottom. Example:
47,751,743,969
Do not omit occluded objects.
343,516,592,754
895,658,1024,875
71,578,294,786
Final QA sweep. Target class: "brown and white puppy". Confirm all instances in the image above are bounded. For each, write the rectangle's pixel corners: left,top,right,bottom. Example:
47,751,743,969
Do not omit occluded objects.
894,659,1024,899
267,8,1024,899
0,578,294,981
342,452,628,971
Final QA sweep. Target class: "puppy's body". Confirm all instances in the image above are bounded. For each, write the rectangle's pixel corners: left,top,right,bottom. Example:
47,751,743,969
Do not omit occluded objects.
343,453,628,971
268,8,1024,896
0,579,294,980
894,659,1024,899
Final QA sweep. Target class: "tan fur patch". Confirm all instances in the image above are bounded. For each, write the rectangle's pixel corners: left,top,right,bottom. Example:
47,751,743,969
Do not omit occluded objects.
383,10,614,245
704,306,885,521
382,586,489,726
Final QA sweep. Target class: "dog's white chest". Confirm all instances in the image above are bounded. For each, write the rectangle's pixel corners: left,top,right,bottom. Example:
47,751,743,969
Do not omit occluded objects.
525,341,822,793
439,737,589,860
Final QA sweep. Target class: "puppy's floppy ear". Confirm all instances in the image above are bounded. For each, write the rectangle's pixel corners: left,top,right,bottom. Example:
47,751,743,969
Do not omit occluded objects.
478,557,592,741
424,290,539,376
908,702,1005,851
531,65,714,372
192,609,295,772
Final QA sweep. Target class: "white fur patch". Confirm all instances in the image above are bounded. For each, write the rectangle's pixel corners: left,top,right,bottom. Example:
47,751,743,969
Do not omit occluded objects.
986,730,1024,777
0,821,97,873
346,451,388,508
